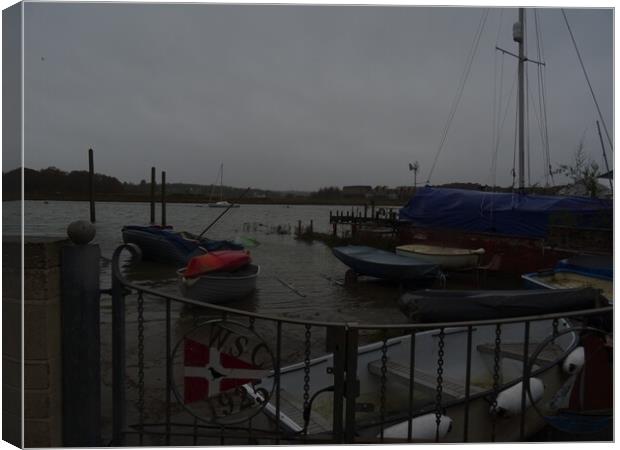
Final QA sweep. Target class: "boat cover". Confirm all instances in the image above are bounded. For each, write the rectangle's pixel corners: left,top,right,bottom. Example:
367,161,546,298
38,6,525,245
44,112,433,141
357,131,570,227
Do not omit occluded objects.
398,187,612,239
184,250,251,278
123,225,243,252
399,288,604,323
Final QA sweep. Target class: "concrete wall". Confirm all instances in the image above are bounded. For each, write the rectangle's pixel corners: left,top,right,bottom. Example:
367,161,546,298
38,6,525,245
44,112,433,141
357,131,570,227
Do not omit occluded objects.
3,236,68,447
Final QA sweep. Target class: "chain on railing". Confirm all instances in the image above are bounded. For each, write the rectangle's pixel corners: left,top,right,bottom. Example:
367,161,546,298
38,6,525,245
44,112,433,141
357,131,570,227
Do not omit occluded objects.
108,243,612,445
490,323,502,441
435,328,445,443
302,324,312,436
137,291,145,445
379,331,389,440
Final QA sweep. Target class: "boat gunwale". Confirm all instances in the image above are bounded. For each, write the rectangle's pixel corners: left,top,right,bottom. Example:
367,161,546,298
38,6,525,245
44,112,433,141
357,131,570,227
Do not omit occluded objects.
396,244,485,257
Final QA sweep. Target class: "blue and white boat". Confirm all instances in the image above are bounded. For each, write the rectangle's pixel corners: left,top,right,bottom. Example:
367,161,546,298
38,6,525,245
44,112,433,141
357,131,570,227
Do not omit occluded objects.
332,245,440,281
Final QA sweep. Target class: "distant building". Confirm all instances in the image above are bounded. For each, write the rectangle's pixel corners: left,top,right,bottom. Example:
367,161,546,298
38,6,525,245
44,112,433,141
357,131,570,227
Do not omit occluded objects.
342,185,372,197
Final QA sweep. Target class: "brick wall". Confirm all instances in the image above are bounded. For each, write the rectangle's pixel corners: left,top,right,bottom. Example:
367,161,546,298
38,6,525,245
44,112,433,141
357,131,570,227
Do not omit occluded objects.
3,236,69,447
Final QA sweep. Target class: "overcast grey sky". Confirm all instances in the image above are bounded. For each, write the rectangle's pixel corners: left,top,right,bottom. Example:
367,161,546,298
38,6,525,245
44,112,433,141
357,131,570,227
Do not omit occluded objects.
11,3,614,190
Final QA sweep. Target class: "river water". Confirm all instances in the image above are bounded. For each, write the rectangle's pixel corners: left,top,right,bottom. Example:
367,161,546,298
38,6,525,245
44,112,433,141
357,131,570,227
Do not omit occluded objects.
15,199,412,324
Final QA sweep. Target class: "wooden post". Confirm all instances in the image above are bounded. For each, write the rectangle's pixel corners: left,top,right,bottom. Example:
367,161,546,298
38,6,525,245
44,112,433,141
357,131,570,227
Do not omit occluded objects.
332,223,337,238
161,171,166,227
310,220,314,234
88,149,95,223
61,221,101,446
364,204,368,218
371,201,375,218
297,220,302,236
150,167,156,224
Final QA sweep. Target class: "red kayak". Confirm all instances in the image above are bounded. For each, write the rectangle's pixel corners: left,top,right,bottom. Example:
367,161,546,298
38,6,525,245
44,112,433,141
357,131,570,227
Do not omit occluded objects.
184,250,251,278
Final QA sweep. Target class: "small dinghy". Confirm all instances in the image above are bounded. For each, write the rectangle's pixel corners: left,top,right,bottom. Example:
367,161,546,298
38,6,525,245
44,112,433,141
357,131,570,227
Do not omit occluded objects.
396,244,485,270
177,250,258,304
178,264,260,304
522,256,613,304
332,245,439,281
122,225,243,266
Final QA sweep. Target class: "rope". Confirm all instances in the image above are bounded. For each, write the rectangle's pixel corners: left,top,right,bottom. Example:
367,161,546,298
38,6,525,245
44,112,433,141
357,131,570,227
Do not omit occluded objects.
426,9,490,184
561,9,613,153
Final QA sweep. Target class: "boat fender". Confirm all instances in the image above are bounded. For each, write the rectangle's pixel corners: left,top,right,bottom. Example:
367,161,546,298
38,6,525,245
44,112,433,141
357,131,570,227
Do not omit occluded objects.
491,378,544,418
380,413,452,440
562,346,585,374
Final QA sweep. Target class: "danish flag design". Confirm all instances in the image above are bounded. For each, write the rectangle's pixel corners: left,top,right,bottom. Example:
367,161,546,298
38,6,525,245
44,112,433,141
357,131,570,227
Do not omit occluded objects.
183,338,269,404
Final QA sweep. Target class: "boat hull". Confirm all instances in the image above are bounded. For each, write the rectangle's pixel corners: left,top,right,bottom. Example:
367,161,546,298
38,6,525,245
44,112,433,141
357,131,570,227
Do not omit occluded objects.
522,269,613,304
253,319,576,442
178,264,259,304
396,245,483,270
332,245,439,281
397,224,569,274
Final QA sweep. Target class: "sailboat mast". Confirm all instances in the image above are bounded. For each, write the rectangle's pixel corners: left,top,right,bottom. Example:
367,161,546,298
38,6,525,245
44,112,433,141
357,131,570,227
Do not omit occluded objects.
514,8,526,191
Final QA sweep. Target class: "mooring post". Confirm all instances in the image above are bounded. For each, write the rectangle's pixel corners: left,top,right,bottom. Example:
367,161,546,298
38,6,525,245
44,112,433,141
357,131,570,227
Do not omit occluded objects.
297,219,302,236
371,201,375,218
309,220,313,234
150,167,156,224
364,204,368,218
60,221,101,446
88,148,96,223
161,170,167,227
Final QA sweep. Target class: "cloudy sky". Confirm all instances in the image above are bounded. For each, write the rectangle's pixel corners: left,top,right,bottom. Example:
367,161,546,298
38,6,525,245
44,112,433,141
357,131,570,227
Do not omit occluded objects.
8,3,614,190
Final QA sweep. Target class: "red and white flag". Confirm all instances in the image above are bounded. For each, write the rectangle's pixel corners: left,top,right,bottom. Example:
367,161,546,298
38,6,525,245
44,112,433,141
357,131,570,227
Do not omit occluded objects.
184,338,269,404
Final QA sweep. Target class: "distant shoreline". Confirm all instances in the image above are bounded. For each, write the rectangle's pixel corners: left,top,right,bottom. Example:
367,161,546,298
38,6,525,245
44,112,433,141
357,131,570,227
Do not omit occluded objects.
11,193,406,207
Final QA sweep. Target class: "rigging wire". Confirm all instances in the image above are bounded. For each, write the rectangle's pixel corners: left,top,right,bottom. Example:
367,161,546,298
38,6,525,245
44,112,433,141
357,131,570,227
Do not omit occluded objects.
511,86,519,190
534,10,554,185
489,10,505,188
561,9,613,153
426,9,490,184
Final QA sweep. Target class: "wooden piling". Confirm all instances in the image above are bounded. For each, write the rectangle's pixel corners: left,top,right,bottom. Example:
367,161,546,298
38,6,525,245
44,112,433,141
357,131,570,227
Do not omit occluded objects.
297,220,302,236
310,220,314,234
150,167,156,224
371,201,375,218
161,171,166,227
88,149,95,223
364,204,368,218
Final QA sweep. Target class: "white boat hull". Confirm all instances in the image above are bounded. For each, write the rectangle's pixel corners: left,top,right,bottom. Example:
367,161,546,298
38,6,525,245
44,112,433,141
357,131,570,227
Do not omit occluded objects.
396,245,484,270
252,318,575,442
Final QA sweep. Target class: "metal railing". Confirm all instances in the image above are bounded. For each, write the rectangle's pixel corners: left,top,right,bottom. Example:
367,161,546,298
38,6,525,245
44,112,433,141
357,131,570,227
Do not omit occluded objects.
108,244,612,445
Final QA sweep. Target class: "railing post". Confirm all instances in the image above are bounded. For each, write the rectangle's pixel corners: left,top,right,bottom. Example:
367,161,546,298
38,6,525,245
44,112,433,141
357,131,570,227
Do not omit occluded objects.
327,326,346,442
343,324,359,443
60,221,100,446
111,249,128,445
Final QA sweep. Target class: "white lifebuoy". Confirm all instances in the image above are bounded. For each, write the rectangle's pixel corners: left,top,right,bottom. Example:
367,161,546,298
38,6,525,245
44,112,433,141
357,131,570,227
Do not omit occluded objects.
491,378,544,417
562,346,585,374
381,413,452,440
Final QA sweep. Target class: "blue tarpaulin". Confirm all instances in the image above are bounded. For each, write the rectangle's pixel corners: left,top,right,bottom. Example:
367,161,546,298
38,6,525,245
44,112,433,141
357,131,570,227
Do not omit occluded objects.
398,187,612,239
